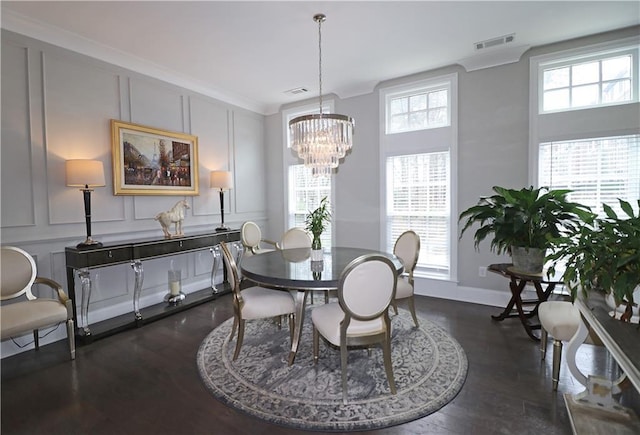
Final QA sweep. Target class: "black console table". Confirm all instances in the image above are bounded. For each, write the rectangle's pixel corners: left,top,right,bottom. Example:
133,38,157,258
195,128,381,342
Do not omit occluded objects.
65,229,241,341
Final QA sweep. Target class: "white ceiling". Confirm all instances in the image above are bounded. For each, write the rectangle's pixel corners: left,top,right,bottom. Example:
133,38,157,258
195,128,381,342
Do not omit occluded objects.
2,1,639,114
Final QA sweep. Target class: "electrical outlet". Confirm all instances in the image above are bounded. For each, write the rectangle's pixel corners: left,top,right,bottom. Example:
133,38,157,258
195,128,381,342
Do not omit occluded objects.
479,266,487,277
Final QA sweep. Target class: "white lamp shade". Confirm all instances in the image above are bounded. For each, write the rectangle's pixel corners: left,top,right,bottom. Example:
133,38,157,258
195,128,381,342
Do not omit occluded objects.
66,160,106,187
210,171,233,190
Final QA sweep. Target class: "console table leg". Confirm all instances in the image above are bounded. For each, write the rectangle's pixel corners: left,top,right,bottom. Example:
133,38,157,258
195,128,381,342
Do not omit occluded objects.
131,260,144,321
78,268,92,336
210,245,222,293
566,315,590,388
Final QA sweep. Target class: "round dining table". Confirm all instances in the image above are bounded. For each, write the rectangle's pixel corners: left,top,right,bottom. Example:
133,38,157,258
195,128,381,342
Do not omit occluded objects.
240,247,403,365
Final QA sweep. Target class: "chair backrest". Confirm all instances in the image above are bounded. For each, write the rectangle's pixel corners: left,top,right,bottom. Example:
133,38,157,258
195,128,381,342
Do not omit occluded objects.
393,230,420,274
219,242,242,304
1,246,37,301
338,254,397,321
241,221,262,254
278,228,311,250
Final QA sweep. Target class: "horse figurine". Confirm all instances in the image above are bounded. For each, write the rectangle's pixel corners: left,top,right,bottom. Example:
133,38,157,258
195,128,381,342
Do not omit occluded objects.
155,200,190,239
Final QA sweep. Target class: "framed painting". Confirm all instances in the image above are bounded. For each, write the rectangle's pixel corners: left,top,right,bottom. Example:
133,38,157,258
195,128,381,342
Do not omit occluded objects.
111,120,199,195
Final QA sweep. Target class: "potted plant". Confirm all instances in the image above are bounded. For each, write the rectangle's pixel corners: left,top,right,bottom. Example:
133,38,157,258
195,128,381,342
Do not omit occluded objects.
305,197,331,261
458,186,592,274
547,199,640,323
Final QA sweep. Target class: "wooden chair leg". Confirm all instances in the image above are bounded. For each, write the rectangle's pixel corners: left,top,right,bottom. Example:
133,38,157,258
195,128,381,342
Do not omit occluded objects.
391,300,398,315
540,328,548,360
340,342,349,404
67,319,76,360
552,339,563,391
382,334,397,395
233,319,246,361
33,329,39,350
407,296,418,327
312,326,319,363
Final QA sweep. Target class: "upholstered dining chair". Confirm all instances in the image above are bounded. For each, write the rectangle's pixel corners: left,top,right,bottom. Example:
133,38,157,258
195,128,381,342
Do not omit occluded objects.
240,221,277,256
1,246,76,360
276,227,312,250
311,254,398,404
276,228,325,303
392,230,421,327
538,300,600,391
219,242,295,361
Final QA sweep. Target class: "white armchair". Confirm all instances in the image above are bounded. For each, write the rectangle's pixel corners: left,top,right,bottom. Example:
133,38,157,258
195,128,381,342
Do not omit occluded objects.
1,246,76,360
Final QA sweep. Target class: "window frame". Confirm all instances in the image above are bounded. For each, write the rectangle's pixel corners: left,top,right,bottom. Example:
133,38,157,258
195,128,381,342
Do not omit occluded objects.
384,79,452,135
536,38,639,114
379,73,458,281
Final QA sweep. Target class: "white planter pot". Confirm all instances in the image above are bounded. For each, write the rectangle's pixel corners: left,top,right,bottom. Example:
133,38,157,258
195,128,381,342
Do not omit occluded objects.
311,249,324,262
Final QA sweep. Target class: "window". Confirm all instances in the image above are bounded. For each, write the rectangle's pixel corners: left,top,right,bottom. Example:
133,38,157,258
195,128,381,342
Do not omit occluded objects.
283,103,334,245
385,83,450,134
532,37,640,219
380,74,457,279
386,152,450,273
538,43,638,113
539,134,640,216
288,164,332,247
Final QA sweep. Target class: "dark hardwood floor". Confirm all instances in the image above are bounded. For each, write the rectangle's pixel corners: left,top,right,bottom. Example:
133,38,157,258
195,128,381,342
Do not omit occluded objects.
1,294,636,435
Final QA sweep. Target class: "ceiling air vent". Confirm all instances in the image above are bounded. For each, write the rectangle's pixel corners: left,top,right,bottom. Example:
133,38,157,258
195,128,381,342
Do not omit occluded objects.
474,33,515,51
285,87,308,95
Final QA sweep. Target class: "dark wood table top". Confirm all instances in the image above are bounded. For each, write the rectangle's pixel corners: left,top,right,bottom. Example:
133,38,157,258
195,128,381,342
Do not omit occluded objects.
240,247,403,291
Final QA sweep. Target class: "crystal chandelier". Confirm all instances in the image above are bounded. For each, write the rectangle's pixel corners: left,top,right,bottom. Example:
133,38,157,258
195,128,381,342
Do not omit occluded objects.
289,14,355,177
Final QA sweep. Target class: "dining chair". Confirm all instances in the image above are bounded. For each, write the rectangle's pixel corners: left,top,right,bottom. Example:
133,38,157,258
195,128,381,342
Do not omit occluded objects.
392,230,420,327
219,242,295,361
276,227,312,250
1,246,76,360
240,221,277,256
311,254,398,404
276,228,327,303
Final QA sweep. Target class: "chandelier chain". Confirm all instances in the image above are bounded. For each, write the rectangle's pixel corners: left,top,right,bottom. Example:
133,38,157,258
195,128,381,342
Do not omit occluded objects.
317,15,323,114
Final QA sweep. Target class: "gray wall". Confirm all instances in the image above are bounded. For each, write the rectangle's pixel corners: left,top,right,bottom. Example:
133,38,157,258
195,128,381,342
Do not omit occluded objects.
1,30,268,356
265,26,640,300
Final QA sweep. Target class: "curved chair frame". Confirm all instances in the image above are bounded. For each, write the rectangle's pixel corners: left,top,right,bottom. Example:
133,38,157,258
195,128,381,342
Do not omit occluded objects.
392,230,421,327
220,242,295,361
240,221,277,256
312,254,398,404
1,246,75,360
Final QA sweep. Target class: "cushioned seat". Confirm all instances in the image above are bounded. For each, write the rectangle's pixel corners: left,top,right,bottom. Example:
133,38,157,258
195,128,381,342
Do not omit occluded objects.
1,246,75,360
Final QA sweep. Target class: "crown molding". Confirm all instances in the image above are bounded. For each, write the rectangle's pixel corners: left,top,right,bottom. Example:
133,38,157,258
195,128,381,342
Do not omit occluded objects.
458,44,530,72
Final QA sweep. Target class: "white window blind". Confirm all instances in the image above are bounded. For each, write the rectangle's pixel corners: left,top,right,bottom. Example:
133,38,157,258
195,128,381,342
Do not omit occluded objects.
539,134,640,216
288,164,332,247
386,152,450,273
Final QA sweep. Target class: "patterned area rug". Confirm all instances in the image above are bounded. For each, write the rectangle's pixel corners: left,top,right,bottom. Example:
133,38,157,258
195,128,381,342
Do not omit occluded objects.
197,308,468,432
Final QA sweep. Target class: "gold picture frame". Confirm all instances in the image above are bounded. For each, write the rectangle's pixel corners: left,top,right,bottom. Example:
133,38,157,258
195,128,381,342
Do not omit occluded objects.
111,120,199,196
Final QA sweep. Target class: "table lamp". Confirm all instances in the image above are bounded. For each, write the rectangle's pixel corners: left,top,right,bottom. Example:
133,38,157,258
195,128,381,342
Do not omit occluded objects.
210,170,233,232
66,159,105,248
